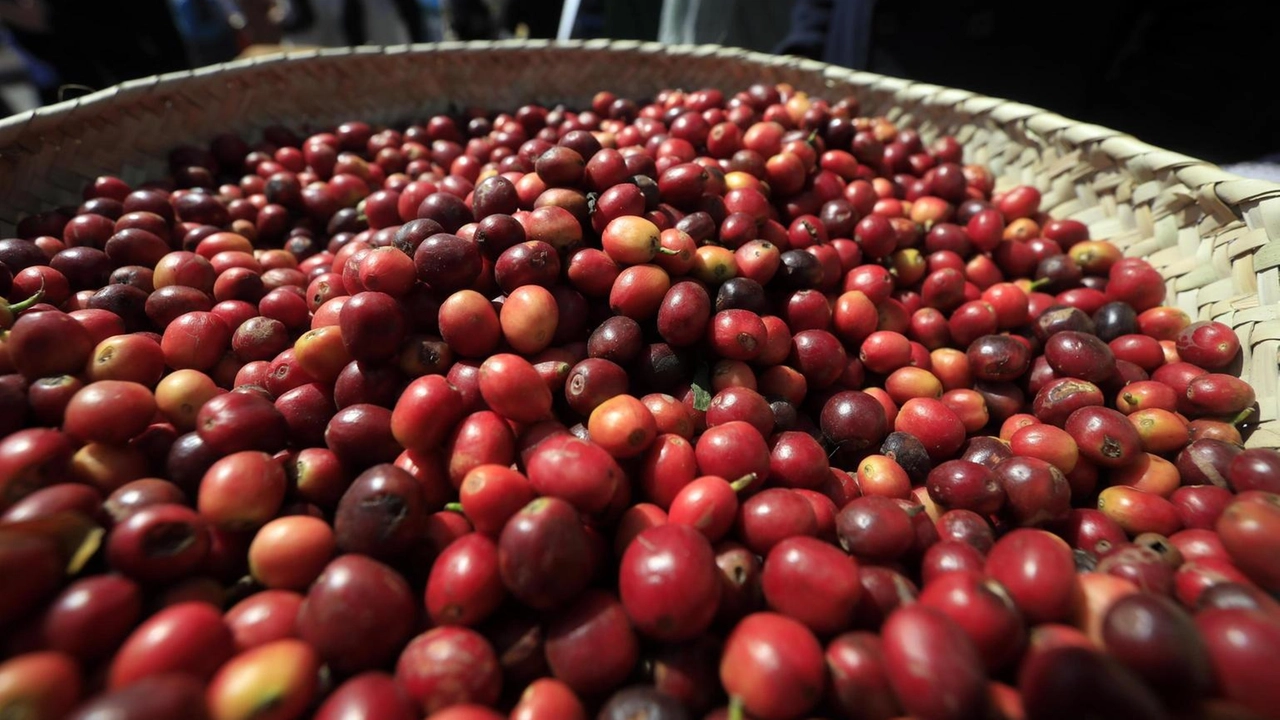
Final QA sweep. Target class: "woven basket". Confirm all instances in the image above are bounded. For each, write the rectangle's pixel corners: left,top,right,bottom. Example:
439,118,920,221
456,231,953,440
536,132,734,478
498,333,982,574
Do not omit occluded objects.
1,39,1277,448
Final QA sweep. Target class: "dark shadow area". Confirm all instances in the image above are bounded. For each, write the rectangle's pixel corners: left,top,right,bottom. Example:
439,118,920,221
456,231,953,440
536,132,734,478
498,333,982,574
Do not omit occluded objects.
779,0,1280,165
2,0,1275,166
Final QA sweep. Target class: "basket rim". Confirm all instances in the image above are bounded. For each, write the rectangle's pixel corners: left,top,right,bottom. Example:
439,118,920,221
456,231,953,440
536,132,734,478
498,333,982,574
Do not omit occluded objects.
1,39,1278,209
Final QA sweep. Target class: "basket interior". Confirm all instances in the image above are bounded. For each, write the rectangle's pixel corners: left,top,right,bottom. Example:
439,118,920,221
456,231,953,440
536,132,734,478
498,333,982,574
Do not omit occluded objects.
0,40,1277,447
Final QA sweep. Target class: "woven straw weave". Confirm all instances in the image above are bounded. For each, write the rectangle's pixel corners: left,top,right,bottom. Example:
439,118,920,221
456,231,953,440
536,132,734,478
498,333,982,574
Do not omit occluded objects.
1,40,1277,448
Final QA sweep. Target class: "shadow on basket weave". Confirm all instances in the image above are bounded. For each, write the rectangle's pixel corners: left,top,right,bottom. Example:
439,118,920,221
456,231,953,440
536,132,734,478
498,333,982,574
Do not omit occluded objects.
0,39,1276,449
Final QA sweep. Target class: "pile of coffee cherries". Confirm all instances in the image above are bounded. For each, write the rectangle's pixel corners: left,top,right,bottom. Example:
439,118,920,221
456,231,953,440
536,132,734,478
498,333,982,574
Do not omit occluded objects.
0,81,1277,720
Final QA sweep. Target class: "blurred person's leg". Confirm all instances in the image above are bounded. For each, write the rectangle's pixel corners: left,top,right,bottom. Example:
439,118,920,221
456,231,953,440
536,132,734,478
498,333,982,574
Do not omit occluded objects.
774,0,874,69
417,0,445,40
827,0,873,69
3,20,66,104
660,0,794,52
282,0,348,46
0,29,40,114
563,0,601,39
774,0,831,61
278,0,317,33
349,0,413,44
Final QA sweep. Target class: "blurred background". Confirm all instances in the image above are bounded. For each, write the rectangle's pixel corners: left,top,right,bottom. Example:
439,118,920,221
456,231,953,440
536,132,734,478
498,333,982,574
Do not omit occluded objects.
1,0,1276,174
